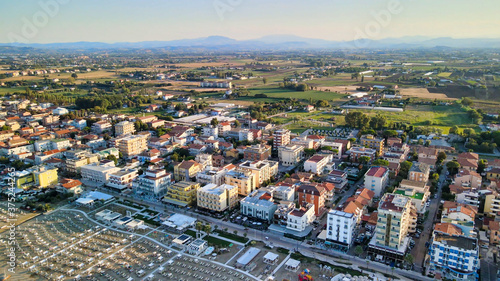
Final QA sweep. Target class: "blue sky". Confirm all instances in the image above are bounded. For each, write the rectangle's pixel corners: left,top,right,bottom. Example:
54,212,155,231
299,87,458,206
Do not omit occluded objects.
1,0,499,43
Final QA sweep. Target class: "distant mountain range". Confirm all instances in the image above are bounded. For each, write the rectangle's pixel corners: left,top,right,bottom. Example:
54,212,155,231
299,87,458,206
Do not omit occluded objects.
2,35,500,50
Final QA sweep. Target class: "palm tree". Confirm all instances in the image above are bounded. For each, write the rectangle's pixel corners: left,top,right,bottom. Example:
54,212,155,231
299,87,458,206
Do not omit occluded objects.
204,223,211,236
195,221,204,238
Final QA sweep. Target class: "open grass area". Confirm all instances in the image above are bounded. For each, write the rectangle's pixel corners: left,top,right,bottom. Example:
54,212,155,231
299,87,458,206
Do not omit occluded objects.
214,229,249,243
184,229,197,238
352,104,473,127
204,235,232,247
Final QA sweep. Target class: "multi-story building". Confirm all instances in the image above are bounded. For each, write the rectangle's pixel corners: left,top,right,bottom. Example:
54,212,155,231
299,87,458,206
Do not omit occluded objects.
237,160,278,187
369,193,413,262
290,136,315,149
287,203,315,232
106,168,139,191
364,166,389,197
133,167,172,198
321,141,343,159
360,134,384,155
225,170,256,196
240,189,277,222
196,166,232,186
197,183,238,212
417,147,438,168
263,185,295,202
326,210,357,251
395,179,430,213
115,121,136,136
326,170,348,192
348,146,377,162
115,134,148,158
304,154,329,174
80,162,120,185
64,150,99,174
217,122,232,137
454,170,482,189
273,129,290,149
428,232,479,281
163,181,200,207
32,166,58,188
278,144,304,166
244,144,271,161
408,162,430,183
173,160,203,181
202,126,218,138
297,184,326,216
91,120,112,134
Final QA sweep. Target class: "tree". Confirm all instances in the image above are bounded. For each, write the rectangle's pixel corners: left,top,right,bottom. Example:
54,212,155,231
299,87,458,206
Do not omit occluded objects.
372,159,389,166
461,97,474,107
369,114,387,130
1,125,11,131
382,130,398,138
262,77,268,84
399,161,413,178
195,221,204,238
358,156,371,164
478,159,487,174
304,148,316,156
437,152,447,164
203,223,211,236
210,118,219,127
446,160,461,175
404,254,414,266
316,100,329,107
106,155,118,166
354,245,363,256
233,120,240,128
71,73,78,79
449,125,459,135
345,112,370,130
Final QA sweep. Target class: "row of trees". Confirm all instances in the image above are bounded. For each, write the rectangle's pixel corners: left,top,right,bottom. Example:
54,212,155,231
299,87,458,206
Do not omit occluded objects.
344,112,387,130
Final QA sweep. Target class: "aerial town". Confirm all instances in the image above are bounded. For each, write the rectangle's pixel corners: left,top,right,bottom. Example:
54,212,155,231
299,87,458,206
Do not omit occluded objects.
1,1,500,281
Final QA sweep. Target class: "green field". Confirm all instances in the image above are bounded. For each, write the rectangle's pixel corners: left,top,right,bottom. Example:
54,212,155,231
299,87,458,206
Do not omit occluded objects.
236,87,347,103
352,104,472,126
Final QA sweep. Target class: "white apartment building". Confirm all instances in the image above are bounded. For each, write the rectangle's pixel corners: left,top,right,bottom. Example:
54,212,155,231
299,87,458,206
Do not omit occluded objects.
263,185,295,202
115,134,148,158
273,129,290,149
80,162,120,185
197,183,238,212
290,136,315,149
278,144,304,166
196,166,230,186
238,160,278,187
304,154,329,174
240,190,277,222
428,233,479,281
287,203,315,232
368,193,413,261
326,210,357,250
91,120,112,134
202,126,219,138
322,141,343,159
364,166,389,197
132,167,172,198
106,168,138,191
115,121,136,136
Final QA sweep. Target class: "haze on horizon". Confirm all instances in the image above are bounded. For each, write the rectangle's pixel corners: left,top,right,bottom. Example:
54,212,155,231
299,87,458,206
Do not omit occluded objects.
1,0,500,44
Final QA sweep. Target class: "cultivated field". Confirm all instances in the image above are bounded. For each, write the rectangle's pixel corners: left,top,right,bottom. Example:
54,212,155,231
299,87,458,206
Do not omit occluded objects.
400,87,455,100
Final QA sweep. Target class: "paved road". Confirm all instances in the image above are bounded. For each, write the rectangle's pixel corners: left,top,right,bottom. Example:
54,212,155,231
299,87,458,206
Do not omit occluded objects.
411,165,446,272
